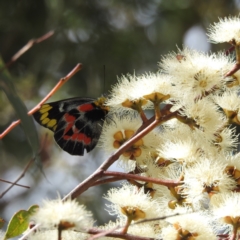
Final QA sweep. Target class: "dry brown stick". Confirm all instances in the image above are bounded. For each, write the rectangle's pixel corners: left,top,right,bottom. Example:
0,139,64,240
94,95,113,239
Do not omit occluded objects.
0,31,54,73
0,158,34,198
87,227,119,240
103,171,180,188
1,133,48,198
92,176,126,187
0,178,30,189
87,228,155,240
225,63,240,77
88,214,180,240
0,63,82,139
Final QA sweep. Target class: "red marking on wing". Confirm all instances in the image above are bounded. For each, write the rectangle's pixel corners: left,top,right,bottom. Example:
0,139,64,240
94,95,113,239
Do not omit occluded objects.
65,113,76,122
63,113,76,135
78,103,94,112
62,112,92,145
63,132,91,144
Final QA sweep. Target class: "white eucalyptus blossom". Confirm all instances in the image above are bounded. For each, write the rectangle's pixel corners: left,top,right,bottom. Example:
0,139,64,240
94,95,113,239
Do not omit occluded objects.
106,74,152,113
161,213,217,240
158,136,200,164
159,48,230,99
146,165,191,213
214,90,240,124
214,89,240,111
211,192,240,214
99,115,160,170
207,16,240,44
228,153,240,170
31,198,93,231
211,192,240,234
159,122,222,164
104,183,161,220
106,72,174,113
27,230,89,240
183,157,236,204
179,98,227,140
98,218,162,239
213,127,238,153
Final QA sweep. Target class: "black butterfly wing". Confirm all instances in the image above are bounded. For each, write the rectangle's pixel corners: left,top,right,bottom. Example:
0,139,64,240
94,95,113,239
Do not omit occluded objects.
33,97,107,156
54,104,107,155
33,97,94,132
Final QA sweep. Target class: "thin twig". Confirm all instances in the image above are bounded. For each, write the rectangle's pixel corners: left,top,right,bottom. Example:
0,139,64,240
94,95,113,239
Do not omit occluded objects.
87,228,155,240
0,31,54,73
92,177,126,186
0,158,34,198
225,63,240,77
103,171,180,187
88,214,178,240
226,45,235,56
133,214,179,225
0,63,82,139
21,226,155,240
18,223,40,240
87,226,119,240
0,179,30,189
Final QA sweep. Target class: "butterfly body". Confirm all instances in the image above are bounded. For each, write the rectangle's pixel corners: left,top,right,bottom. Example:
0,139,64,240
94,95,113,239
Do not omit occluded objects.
33,97,109,156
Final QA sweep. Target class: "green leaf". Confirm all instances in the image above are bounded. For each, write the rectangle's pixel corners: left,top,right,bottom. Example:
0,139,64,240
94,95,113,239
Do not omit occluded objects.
4,205,39,239
0,57,39,156
27,205,39,216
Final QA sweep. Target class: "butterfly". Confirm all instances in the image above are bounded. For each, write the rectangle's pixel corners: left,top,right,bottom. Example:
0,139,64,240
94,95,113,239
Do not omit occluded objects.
33,97,109,156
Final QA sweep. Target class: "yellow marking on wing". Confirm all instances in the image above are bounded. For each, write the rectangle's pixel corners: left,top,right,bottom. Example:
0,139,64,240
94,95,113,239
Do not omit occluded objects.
53,125,57,131
40,112,48,121
42,118,50,125
39,104,52,113
41,104,51,108
47,119,57,128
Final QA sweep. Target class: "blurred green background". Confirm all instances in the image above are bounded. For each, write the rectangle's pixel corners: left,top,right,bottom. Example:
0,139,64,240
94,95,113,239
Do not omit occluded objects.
0,0,239,226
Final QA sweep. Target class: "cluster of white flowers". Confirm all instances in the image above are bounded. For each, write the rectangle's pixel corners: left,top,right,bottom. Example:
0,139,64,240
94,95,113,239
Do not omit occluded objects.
26,198,93,240
26,16,240,240
98,15,240,239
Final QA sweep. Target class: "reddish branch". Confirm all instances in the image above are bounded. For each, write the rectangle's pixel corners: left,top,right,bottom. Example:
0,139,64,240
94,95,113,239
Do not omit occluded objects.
0,31,54,73
225,63,240,77
93,176,126,186
0,63,82,139
64,109,181,200
87,215,180,240
0,30,82,139
87,228,155,240
103,171,180,188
